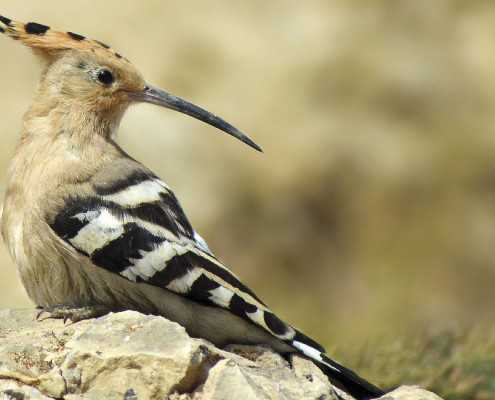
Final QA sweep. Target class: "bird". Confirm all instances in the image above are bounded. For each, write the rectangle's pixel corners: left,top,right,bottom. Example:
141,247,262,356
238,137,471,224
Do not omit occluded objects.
0,15,384,400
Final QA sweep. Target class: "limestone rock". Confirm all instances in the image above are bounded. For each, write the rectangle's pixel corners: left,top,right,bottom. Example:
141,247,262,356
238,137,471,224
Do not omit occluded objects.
378,386,445,400
0,309,444,400
0,380,53,400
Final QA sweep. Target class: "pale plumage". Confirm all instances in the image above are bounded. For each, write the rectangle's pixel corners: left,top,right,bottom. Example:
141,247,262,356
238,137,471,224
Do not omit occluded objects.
0,15,384,400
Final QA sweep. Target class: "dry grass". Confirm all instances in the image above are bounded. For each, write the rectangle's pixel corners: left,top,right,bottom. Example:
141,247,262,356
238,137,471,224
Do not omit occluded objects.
344,328,495,399
1,1,494,397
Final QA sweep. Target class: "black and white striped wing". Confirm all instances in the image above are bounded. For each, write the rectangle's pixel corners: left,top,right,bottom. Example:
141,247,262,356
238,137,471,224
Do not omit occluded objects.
48,171,321,350
48,171,387,399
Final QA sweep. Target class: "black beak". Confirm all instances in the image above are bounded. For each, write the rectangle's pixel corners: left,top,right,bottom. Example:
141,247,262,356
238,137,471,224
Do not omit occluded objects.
128,83,262,152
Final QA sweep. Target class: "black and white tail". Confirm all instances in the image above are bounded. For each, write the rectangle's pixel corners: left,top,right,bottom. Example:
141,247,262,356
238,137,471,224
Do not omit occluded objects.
291,337,384,400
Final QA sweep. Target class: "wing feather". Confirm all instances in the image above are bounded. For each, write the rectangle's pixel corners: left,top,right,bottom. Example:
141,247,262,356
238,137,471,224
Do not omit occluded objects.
48,172,309,346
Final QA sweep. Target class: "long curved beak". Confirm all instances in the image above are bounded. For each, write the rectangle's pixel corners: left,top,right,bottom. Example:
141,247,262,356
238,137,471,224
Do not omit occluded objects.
128,83,262,152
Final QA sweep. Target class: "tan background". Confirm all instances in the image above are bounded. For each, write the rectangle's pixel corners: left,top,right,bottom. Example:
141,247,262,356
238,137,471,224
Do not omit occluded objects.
1,1,494,390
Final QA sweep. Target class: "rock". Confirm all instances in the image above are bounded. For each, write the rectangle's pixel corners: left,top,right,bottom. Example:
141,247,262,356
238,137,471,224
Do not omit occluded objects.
0,380,53,400
0,309,444,400
378,386,445,400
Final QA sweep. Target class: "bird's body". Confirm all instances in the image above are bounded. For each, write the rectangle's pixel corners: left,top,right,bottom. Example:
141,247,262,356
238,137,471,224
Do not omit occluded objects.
0,16,384,399
3,138,294,351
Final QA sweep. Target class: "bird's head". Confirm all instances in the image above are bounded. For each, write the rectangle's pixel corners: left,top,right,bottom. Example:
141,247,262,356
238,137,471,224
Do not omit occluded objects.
0,15,261,151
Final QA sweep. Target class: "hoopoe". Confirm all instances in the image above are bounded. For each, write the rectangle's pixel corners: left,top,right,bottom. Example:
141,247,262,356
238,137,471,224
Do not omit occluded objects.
0,16,384,400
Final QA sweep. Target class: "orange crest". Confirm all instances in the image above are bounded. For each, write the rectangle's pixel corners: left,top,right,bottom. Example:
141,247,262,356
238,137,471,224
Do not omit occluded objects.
0,15,130,64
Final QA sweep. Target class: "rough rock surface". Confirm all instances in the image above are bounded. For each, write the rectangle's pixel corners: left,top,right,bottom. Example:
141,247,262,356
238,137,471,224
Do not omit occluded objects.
379,386,445,400
0,309,443,400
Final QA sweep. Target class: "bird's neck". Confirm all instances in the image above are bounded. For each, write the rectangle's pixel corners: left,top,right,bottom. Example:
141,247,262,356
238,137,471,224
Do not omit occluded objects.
21,92,126,151
6,97,127,193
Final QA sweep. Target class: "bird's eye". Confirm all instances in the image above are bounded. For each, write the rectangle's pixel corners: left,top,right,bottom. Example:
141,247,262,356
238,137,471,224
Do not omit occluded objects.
97,69,114,84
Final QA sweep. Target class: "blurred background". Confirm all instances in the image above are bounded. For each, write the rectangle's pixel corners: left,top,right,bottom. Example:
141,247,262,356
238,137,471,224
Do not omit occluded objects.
1,1,494,398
